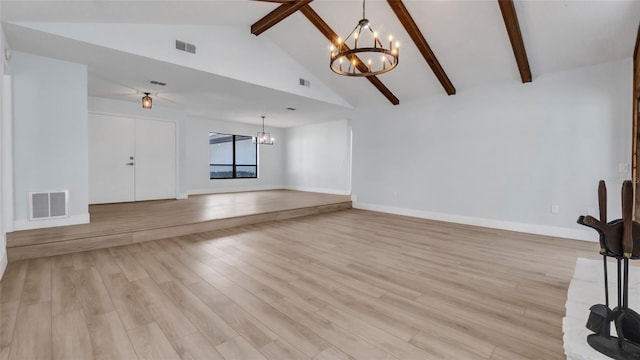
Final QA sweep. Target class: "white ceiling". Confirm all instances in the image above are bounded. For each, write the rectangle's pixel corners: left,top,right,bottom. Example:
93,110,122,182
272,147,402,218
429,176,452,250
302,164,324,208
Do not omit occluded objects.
2,0,639,128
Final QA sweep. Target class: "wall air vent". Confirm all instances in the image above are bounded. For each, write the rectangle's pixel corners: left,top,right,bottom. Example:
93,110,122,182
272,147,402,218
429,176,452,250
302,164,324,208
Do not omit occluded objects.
299,78,310,87
175,40,196,54
29,190,69,220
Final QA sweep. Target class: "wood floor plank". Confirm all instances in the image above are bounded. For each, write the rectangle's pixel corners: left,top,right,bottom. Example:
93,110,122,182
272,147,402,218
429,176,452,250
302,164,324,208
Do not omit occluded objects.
215,336,267,360
189,281,277,349
270,298,396,360
72,250,97,270
127,322,181,360
169,331,225,360
52,254,82,316
312,346,355,360
101,272,153,330
316,306,430,360
0,261,28,304
0,301,19,351
131,277,198,341
150,247,202,285
92,248,123,276
289,279,418,342
87,311,138,360
110,245,150,282
125,243,174,284
72,266,115,318
159,280,237,346
220,284,328,358
8,301,51,360
21,257,51,305
52,309,93,360
259,338,310,360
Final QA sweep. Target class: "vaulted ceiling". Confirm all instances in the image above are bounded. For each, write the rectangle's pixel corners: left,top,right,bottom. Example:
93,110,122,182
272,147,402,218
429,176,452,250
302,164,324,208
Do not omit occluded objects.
2,0,639,127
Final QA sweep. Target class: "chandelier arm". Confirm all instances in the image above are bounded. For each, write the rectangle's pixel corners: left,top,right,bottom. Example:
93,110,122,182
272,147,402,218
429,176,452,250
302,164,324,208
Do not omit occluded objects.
343,24,360,45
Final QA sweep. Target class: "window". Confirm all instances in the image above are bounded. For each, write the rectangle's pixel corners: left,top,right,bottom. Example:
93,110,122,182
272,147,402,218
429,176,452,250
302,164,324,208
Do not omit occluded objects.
209,132,257,179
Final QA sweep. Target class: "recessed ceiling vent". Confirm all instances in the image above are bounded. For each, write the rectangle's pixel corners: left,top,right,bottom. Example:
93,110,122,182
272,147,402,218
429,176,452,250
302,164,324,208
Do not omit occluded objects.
175,40,196,54
299,78,310,87
150,80,166,86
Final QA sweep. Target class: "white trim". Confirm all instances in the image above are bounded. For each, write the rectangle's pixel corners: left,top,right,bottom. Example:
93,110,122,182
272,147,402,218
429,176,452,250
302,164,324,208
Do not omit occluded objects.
2,74,12,233
88,110,177,124
354,201,598,242
13,213,90,231
0,247,6,280
285,185,351,196
187,185,285,196
176,192,188,200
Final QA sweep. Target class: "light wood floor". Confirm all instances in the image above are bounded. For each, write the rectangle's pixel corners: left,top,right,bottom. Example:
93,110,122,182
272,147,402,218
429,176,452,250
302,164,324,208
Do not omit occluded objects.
7,190,352,260
0,209,598,359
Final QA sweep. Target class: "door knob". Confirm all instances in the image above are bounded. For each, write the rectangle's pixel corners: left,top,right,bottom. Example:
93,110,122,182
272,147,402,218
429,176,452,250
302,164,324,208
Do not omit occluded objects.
126,162,134,166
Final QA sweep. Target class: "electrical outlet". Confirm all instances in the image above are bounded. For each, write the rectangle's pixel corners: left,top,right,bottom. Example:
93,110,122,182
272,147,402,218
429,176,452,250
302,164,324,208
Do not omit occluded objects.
551,205,560,214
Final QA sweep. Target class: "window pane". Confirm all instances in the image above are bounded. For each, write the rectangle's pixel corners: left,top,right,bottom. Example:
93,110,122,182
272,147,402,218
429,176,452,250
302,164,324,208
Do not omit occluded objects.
210,165,233,179
236,166,257,178
235,136,256,165
209,133,233,164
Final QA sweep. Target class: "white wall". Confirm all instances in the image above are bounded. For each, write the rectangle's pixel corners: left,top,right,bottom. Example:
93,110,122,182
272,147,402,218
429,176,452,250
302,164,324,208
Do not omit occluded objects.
89,97,285,196
0,16,8,278
352,59,632,241
16,22,350,108
12,51,88,230
186,116,285,194
285,119,352,195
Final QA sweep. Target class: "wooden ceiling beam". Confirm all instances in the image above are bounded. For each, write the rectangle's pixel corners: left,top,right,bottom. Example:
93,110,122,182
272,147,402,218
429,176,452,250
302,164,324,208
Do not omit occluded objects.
299,5,400,105
251,0,313,36
387,0,456,96
498,0,532,83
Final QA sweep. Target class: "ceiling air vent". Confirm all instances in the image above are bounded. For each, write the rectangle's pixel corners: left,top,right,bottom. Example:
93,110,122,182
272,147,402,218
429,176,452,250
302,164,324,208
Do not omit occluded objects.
175,40,196,54
150,80,167,86
299,78,310,87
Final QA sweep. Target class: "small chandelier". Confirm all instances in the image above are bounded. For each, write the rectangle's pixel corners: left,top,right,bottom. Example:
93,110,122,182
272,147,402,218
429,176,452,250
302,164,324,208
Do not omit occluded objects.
330,0,399,77
252,116,274,145
142,92,152,109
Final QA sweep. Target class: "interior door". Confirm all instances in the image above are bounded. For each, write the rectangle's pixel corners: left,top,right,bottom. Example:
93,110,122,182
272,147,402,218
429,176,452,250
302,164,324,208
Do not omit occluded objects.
134,119,176,201
88,114,135,204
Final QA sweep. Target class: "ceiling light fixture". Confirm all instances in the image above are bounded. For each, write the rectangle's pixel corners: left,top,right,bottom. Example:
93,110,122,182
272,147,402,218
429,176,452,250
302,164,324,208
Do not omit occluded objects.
330,0,399,77
142,92,152,109
252,116,274,145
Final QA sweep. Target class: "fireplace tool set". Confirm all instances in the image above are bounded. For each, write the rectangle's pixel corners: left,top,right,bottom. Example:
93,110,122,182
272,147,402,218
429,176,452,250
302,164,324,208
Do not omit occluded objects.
578,180,640,359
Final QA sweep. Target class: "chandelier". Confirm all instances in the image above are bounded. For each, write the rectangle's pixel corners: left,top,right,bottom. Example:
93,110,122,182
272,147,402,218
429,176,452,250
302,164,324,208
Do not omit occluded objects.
330,0,399,77
252,116,274,145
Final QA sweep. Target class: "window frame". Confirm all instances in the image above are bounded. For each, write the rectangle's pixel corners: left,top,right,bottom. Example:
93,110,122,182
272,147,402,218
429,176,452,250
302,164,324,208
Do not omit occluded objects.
209,132,258,180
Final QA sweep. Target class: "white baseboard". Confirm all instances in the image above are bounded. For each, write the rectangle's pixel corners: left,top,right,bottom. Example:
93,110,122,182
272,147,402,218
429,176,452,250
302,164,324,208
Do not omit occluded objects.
176,192,188,200
13,213,91,231
284,185,351,196
354,202,598,242
187,185,285,196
